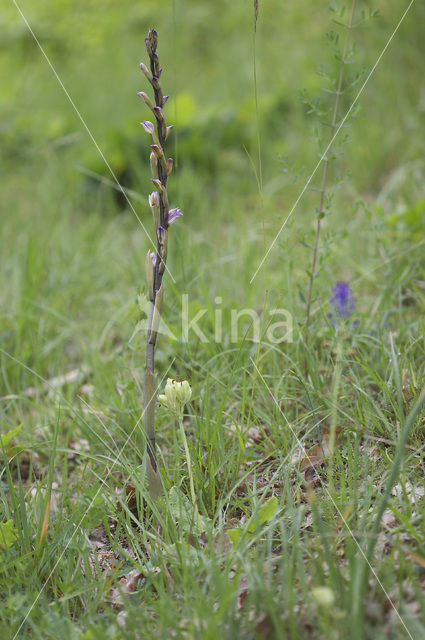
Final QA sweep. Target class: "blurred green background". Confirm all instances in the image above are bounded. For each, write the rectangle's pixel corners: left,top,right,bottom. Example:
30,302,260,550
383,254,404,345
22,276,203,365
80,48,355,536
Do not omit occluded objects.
2,0,424,188
1,0,425,384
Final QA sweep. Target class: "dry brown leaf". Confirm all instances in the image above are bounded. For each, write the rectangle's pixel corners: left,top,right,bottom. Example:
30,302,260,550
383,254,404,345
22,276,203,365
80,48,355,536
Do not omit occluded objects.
255,612,274,639
299,428,342,482
301,511,313,530
227,418,269,449
408,552,425,570
236,574,249,611
124,483,138,513
118,569,144,595
300,442,328,472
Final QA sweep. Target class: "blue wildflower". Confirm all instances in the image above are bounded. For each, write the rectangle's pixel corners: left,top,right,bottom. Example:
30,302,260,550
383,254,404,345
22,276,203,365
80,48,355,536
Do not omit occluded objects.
330,282,356,327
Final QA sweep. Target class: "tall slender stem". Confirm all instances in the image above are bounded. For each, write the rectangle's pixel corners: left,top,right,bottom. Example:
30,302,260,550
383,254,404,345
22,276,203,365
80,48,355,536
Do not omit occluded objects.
304,0,356,361
177,417,203,531
139,30,179,499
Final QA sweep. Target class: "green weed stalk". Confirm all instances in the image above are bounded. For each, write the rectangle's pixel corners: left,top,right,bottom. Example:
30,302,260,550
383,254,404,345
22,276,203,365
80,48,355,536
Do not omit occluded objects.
304,0,356,362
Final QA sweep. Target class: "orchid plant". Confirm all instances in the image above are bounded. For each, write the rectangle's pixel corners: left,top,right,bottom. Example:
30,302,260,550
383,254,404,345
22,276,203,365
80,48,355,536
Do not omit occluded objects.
158,378,203,531
138,29,182,499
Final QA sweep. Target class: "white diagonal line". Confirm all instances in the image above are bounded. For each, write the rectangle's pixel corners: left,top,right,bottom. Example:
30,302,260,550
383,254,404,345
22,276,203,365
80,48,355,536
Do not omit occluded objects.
250,0,416,283
250,358,414,639
12,357,175,639
12,0,176,283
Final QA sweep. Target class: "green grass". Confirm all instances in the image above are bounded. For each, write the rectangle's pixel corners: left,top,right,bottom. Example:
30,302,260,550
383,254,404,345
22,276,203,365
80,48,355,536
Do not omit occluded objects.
1,1,425,638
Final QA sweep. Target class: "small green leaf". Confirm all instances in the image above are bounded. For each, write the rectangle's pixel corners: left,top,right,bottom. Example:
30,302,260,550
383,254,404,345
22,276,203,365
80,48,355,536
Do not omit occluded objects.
0,424,22,449
259,496,278,523
248,496,278,533
0,520,17,550
227,528,242,545
228,498,279,545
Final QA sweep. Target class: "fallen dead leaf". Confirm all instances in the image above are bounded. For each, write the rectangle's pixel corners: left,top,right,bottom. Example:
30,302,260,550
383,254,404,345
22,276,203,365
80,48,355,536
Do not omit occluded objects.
118,569,144,595
300,511,313,530
236,574,249,612
255,612,274,639
299,428,342,486
226,416,270,450
124,483,138,513
407,552,425,570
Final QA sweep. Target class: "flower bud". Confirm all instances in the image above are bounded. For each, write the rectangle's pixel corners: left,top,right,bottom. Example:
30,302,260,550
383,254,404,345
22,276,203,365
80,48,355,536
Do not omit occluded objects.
139,62,152,82
175,379,192,405
166,158,173,176
151,178,165,193
150,145,165,169
158,378,192,419
137,92,155,111
140,120,154,135
150,144,162,158
144,37,152,57
153,106,165,122
148,29,158,50
165,125,174,140
149,191,160,226
149,191,160,208
141,121,160,147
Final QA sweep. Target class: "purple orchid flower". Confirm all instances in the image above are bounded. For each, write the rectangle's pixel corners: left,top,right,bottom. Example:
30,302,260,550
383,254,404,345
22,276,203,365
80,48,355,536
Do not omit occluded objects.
168,207,183,225
140,120,155,135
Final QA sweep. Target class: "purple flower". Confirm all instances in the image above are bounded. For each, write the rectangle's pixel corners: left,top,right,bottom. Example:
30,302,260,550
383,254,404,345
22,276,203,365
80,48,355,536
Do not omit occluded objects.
330,282,356,326
168,208,183,225
140,120,154,134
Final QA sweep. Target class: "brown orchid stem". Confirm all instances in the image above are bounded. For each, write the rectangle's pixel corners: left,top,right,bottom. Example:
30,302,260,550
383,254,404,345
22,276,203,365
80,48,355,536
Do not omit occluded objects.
139,29,177,499
304,0,356,372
